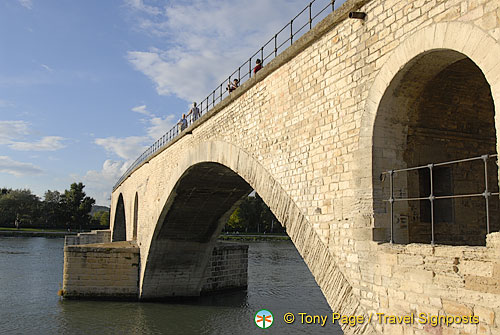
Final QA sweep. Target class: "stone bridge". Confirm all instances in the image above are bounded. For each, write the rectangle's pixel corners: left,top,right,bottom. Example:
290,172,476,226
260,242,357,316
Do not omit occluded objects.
73,0,500,333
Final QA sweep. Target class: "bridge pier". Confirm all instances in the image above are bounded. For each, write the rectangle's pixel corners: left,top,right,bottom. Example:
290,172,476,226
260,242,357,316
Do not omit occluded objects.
62,235,248,300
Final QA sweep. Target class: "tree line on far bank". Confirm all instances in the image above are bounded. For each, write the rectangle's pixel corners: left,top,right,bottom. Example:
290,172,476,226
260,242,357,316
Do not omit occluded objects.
0,182,109,230
224,193,285,234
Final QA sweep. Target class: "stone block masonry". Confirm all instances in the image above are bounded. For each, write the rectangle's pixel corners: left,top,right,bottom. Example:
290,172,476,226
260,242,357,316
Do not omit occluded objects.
201,243,248,294
62,242,248,299
64,229,111,246
63,241,140,300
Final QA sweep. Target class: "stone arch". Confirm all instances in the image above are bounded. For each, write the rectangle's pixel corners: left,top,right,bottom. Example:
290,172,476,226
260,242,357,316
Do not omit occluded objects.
139,140,371,333
133,192,138,240
358,22,500,244
112,193,126,242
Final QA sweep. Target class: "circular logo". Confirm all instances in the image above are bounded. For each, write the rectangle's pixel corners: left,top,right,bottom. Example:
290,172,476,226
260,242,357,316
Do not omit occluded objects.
255,309,274,329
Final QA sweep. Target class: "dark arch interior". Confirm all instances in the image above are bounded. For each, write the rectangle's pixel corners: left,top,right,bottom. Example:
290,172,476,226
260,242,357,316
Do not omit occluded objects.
373,49,498,246
142,162,252,299
133,193,138,240
112,194,126,242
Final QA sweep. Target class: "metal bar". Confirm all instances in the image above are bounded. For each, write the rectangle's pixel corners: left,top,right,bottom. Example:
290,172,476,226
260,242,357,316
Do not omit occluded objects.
389,170,394,244
309,2,312,29
332,0,335,11
238,67,241,82
260,47,263,63
382,154,499,175
290,20,293,44
274,34,278,57
483,155,490,234
429,164,435,245
249,58,252,78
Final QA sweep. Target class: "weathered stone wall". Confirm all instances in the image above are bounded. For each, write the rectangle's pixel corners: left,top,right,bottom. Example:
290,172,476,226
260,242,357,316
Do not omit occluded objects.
63,241,139,300
64,229,111,246
201,243,248,294
112,0,500,333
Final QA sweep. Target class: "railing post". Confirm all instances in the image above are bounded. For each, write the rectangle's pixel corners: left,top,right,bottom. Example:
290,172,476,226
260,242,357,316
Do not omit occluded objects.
260,47,264,63
290,20,293,45
274,34,278,57
238,66,241,83
429,164,435,245
309,2,312,29
331,0,335,11
220,84,222,102
482,155,491,234
389,170,394,244
249,58,252,78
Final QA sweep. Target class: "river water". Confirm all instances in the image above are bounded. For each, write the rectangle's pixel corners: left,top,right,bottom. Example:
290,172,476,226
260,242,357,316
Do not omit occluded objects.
0,237,343,335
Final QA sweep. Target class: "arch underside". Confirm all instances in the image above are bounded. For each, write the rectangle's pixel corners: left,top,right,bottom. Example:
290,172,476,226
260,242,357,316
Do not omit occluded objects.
112,194,126,242
141,162,252,298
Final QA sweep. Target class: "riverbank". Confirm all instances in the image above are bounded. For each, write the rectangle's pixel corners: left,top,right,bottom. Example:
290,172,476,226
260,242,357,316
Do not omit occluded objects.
218,233,290,241
0,229,77,238
0,229,290,241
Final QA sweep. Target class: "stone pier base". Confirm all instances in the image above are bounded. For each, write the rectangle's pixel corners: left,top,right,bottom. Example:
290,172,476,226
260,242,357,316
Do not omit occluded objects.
62,241,248,300
62,241,140,300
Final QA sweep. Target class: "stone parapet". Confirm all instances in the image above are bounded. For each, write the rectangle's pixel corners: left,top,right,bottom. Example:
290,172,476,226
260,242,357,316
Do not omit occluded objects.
65,229,111,246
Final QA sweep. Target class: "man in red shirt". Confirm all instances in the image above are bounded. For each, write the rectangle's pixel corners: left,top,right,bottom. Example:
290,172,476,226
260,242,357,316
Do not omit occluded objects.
253,59,262,74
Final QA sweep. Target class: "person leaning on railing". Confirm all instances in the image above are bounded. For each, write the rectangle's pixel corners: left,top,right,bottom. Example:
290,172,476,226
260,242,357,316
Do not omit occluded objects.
187,102,200,122
177,113,187,132
227,79,239,93
253,59,263,74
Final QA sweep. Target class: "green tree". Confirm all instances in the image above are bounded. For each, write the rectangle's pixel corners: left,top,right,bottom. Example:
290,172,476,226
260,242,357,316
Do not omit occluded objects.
226,207,245,232
99,211,110,226
224,193,282,233
61,182,95,229
43,190,67,227
0,189,41,227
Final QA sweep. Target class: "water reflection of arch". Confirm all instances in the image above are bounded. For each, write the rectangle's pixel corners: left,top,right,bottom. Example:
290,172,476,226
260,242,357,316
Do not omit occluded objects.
358,22,500,244
139,140,369,332
112,193,126,242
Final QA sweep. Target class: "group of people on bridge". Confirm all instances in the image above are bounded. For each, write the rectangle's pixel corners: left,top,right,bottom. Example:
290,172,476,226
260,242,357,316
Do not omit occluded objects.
177,59,263,132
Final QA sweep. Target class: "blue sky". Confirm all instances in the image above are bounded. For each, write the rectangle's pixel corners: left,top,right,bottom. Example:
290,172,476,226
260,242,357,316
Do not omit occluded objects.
0,0,341,205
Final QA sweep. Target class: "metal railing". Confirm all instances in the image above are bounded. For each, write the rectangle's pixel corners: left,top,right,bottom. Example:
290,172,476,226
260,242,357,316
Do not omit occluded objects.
381,154,499,245
113,0,338,190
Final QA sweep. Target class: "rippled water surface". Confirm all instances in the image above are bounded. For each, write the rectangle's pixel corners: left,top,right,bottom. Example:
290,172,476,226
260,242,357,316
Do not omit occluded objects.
0,237,342,334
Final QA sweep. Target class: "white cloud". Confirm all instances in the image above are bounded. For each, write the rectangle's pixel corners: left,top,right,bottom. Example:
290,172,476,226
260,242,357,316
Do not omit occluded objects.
83,160,130,205
132,104,150,115
0,156,42,176
0,120,67,151
125,0,330,102
146,114,175,140
95,136,147,161
0,120,30,144
41,64,53,72
17,0,33,9
125,0,162,15
9,136,66,151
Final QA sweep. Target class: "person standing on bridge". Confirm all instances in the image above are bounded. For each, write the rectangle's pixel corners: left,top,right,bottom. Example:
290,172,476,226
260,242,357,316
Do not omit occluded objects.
187,102,200,122
177,113,187,133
